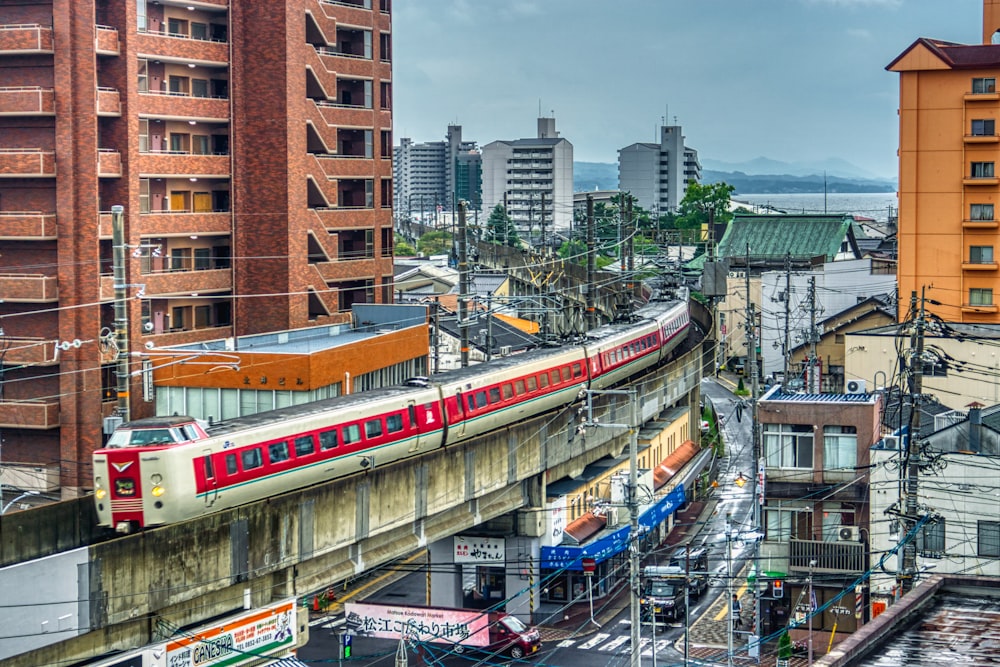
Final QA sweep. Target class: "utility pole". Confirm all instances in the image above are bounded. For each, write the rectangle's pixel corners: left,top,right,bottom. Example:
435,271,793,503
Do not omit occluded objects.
807,276,819,393
540,191,547,255
457,201,469,368
111,204,131,422
485,293,493,362
745,245,763,662
900,289,925,593
586,195,596,331
783,252,792,384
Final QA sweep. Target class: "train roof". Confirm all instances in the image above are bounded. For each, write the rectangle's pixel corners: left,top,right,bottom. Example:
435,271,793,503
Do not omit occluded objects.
118,416,199,429
584,300,684,340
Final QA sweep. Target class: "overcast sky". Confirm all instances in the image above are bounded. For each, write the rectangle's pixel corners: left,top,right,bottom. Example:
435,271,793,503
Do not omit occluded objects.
392,0,983,179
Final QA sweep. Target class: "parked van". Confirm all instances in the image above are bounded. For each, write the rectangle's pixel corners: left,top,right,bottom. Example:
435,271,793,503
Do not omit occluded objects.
668,546,710,599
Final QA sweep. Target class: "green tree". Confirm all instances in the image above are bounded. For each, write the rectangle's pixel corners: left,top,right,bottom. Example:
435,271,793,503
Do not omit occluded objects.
777,631,793,663
676,181,736,230
484,204,520,247
394,233,416,257
416,230,452,256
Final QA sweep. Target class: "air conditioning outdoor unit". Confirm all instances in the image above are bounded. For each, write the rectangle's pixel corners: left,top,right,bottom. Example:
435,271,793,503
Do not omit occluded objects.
845,379,866,394
838,526,860,542
881,435,900,449
499,345,512,357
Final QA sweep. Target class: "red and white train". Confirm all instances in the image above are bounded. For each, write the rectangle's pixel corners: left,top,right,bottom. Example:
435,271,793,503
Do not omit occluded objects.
93,300,690,531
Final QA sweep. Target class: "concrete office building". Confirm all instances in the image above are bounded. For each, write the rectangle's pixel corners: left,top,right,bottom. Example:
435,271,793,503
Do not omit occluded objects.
393,124,481,221
481,117,573,235
0,0,393,494
618,124,701,214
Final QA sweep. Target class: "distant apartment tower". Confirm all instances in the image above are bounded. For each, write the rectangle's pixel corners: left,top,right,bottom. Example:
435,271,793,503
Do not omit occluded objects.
618,124,701,214
888,0,1000,322
481,117,573,234
393,125,481,220
0,0,393,494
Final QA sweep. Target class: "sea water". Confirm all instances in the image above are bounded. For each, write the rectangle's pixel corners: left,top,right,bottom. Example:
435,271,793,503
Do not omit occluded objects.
733,192,898,222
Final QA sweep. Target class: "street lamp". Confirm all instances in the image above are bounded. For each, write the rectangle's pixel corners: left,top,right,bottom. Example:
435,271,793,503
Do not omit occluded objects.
1,490,39,515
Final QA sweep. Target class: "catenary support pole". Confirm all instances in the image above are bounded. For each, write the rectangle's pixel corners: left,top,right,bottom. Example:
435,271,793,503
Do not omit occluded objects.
111,205,130,422
458,201,469,367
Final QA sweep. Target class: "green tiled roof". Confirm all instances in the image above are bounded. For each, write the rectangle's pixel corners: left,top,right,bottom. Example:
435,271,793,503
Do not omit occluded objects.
719,213,856,261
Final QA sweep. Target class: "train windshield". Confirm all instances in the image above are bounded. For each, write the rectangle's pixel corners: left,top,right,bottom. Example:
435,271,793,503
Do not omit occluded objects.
106,427,182,448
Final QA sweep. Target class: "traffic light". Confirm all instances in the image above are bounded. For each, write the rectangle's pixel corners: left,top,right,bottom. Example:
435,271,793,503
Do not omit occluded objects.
772,580,784,598
342,633,353,659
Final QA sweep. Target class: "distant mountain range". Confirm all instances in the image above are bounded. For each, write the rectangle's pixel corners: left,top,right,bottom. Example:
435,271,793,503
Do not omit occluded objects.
574,159,897,195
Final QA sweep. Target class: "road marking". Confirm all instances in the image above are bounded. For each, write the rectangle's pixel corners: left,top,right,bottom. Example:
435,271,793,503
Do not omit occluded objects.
556,639,577,648
641,639,671,656
599,635,630,652
712,583,748,621
578,633,610,649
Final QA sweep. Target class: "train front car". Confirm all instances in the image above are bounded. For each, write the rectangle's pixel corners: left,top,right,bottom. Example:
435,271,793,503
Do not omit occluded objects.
93,416,208,532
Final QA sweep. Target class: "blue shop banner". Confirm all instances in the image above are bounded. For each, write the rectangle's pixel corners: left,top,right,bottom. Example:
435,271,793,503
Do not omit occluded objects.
541,484,685,570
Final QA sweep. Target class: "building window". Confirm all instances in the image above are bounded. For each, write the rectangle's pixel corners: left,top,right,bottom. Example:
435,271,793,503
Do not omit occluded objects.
972,119,996,136
138,58,149,92
822,426,857,470
381,178,392,208
917,519,945,558
978,521,1000,557
972,162,995,178
137,0,147,31
379,32,391,61
380,82,392,110
970,245,994,264
970,287,994,306
763,423,814,469
972,77,997,94
971,203,995,221
380,130,392,159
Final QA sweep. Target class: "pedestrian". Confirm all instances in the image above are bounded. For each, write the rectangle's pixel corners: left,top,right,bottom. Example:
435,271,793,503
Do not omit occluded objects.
732,594,743,630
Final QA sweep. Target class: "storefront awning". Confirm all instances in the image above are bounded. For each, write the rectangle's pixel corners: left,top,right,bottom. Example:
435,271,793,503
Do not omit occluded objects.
267,657,311,667
562,511,607,545
653,440,701,490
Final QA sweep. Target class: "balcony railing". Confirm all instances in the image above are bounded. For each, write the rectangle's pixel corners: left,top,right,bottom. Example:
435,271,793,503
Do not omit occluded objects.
137,91,230,121
0,337,58,365
0,399,60,429
787,538,865,574
0,148,56,177
0,273,58,301
95,24,120,55
97,87,121,116
134,29,228,64
100,268,231,300
0,211,57,239
0,24,54,54
0,86,55,115
98,148,122,177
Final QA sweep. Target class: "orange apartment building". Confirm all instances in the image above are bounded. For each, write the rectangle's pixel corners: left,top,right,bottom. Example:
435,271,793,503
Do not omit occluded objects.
0,0,394,495
889,0,1000,322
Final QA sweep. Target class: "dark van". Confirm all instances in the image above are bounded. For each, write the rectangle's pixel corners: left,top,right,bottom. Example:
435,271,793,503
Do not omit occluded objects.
669,545,710,599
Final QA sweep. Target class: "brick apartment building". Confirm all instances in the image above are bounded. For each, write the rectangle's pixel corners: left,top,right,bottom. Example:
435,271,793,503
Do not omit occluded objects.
0,0,393,495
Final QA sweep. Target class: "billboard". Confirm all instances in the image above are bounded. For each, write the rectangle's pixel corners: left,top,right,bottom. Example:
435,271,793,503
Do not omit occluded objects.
344,603,490,647
164,600,296,667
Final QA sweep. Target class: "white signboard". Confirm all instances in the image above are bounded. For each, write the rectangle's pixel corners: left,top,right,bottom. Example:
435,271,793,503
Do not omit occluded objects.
165,600,296,667
454,536,505,563
547,498,567,547
344,602,491,646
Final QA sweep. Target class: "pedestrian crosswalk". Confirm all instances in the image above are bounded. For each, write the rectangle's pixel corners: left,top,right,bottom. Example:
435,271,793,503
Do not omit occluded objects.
555,633,674,655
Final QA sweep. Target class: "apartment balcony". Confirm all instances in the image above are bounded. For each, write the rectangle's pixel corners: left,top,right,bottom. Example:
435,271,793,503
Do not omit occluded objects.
316,47,376,78
964,91,1000,102
135,210,231,237
0,399,60,429
314,258,380,281
963,219,999,229
315,100,378,128
95,24,120,55
134,31,228,65
963,176,1000,186
962,303,1000,314
0,273,58,301
97,87,122,116
98,149,122,177
100,268,232,301
137,91,229,122
0,211,57,239
787,538,865,574
318,0,375,27
0,337,58,366
0,86,55,115
965,134,1000,144
315,155,376,178
138,152,229,178
962,261,999,271
0,24,54,54
0,149,56,177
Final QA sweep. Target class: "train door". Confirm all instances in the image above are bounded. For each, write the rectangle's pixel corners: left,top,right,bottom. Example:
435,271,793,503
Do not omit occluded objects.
407,402,420,453
447,390,467,441
103,449,144,529
202,449,218,507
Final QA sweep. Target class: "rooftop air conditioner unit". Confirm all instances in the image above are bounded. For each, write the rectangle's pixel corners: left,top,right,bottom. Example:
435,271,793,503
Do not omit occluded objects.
838,526,860,542
845,379,866,394
881,435,900,449
499,345,512,357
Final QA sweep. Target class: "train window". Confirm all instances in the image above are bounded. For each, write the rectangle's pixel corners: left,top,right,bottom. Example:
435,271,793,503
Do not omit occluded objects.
365,419,383,438
526,376,537,391
467,394,477,411
183,424,200,441
572,363,582,378
241,447,263,471
561,367,571,381
408,404,417,426
549,370,559,385
319,430,338,450
538,374,548,389
203,456,215,479
502,384,513,400
295,435,316,456
269,441,290,464
515,380,525,395
225,453,238,475
387,414,404,433
488,387,501,403
475,391,488,408
343,424,361,444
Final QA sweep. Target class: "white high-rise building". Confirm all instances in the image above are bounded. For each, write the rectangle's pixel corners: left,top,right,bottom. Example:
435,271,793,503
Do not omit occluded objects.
394,125,480,221
481,117,573,235
618,124,701,214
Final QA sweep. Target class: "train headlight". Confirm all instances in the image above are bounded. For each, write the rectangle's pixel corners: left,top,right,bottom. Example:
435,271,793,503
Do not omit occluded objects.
95,488,107,500
151,485,165,497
